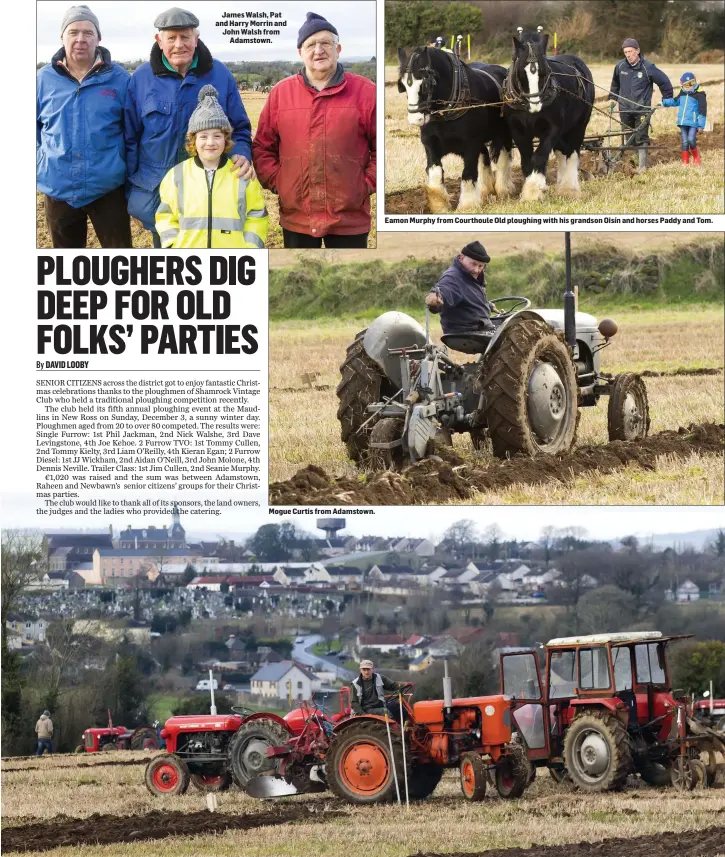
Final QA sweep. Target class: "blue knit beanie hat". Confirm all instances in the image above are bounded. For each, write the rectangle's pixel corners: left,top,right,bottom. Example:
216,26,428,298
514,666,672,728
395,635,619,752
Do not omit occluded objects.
297,12,338,49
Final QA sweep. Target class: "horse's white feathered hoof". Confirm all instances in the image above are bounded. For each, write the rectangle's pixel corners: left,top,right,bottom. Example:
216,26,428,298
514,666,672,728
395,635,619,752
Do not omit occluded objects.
520,171,547,201
426,165,450,213
477,156,496,199
493,150,515,197
457,180,482,212
556,153,581,196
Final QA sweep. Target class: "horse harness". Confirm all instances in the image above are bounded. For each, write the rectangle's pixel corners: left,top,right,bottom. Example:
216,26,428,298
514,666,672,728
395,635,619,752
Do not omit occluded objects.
404,49,501,121
503,40,589,112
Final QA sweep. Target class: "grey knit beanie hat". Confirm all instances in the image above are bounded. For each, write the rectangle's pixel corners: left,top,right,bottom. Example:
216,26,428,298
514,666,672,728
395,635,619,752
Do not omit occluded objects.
61,5,101,39
188,85,232,135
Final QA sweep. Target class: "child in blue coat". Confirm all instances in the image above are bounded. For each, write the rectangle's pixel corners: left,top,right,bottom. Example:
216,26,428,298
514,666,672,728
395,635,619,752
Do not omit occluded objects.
661,72,707,166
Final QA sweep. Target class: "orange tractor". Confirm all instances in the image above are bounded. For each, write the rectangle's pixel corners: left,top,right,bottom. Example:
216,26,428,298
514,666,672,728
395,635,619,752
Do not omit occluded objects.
321,668,532,804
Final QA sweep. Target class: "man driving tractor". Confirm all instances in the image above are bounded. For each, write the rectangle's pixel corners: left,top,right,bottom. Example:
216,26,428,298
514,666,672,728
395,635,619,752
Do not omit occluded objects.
351,659,411,716
425,241,496,335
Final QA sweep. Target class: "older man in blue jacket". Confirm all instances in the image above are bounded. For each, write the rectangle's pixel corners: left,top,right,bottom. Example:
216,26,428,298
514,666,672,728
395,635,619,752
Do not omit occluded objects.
124,7,254,246
610,38,672,171
37,5,131,247
425,242,495,335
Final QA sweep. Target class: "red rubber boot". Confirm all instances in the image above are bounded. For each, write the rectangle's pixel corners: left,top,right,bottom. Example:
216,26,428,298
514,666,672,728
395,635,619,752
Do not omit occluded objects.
681,150,691,165
691,147,701,166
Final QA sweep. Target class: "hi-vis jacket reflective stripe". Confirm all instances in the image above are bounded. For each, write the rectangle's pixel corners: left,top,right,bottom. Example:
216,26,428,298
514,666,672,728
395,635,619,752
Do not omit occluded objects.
156,155,268,249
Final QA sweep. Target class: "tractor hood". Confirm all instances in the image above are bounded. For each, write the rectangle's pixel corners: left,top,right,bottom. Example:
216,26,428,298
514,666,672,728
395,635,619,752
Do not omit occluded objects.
531,309,599,332
363,312,427,388
160,713,243,737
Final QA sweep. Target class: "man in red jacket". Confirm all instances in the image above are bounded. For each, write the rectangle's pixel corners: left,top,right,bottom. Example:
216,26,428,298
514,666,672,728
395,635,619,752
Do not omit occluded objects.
253,12,376,248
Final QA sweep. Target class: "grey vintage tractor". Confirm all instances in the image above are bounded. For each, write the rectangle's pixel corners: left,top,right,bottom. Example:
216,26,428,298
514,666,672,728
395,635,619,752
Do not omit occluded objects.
336,238,649,468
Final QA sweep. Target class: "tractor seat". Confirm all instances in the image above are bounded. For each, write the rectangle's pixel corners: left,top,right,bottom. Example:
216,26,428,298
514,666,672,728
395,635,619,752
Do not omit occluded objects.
440,330,494,354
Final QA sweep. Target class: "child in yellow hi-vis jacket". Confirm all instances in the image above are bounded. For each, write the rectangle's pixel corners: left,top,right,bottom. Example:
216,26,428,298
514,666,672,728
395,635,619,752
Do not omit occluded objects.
156,85,268,249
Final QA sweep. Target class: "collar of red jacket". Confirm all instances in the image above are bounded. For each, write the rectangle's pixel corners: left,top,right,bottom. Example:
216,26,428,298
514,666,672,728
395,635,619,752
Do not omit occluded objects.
299,62,345,93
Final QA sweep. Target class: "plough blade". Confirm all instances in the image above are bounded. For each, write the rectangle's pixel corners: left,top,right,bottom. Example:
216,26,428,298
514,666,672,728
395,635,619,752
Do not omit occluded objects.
245,775,299,799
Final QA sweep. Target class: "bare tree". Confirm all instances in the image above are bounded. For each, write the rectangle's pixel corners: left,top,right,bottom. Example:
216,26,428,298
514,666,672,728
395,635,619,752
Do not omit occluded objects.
443,519,479,556
1,530,45,649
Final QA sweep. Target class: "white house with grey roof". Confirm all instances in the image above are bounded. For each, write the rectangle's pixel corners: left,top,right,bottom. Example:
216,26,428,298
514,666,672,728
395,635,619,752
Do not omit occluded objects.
250,661,319,701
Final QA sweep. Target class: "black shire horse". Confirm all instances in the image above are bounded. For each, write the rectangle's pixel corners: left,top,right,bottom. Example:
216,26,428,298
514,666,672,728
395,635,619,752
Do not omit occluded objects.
397,47,514,212
503,31,594,200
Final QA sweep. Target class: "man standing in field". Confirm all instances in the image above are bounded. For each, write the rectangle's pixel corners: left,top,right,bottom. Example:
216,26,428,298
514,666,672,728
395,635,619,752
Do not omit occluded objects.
610,38,673,171
37,5,131,247
124,7,254,246
253,12,376,249
35,710,54,755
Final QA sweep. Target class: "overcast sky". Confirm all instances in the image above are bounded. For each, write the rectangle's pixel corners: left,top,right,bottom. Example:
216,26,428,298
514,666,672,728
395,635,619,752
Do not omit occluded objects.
10,505,722,547
37,1,376,63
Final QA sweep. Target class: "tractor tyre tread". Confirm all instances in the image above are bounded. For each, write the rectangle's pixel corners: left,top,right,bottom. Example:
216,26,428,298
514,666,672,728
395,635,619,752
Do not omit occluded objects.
145,753,190,796
563,710,632,792
130,726,159,751
607,373,650,441
229,717,292,788
336,332,390,463
478,319,579,458
326,719,405,804
495,744,532,798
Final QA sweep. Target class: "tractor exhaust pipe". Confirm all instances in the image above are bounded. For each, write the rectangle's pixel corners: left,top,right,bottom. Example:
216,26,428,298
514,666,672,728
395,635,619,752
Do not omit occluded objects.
443,660,453,711
564,232,576,350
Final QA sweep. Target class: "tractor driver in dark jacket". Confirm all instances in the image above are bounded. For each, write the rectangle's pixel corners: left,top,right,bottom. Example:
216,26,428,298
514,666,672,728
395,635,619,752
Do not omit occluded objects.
351,660,410,716
610,38,673,171
425,242,495,335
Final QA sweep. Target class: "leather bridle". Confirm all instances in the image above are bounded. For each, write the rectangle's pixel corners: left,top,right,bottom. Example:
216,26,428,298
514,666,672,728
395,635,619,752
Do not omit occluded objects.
504,41,559,110
402,49,474,121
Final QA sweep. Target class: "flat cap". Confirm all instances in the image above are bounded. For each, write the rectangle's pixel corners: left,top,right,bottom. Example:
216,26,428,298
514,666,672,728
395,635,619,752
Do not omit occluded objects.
154,7,199,30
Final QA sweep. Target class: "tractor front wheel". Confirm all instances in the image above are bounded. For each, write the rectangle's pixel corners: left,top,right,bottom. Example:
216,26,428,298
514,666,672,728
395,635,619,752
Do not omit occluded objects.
460,753,487,801
563,711,632,792
607,373,650,441
74,745,85,754
326,720,405,804
190,770,232,792
479,319,579,458
229,718,291,788
495,745,531,798
145,754,190,796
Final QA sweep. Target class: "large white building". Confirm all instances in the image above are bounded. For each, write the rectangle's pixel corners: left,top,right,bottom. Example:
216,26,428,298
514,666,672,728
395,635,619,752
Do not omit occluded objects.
250,661,319,701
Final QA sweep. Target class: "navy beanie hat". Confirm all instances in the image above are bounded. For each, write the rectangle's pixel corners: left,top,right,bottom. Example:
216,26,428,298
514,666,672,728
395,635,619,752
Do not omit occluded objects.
298,12,338,49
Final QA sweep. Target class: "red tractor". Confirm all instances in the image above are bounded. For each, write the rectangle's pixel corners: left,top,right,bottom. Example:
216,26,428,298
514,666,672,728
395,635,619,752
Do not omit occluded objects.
144,688,352,796
500,631,724,792
75,711,159,754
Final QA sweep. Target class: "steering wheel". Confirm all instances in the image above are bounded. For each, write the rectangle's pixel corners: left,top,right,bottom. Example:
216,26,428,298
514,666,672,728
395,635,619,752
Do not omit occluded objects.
231,705,254,716
490,296,531,317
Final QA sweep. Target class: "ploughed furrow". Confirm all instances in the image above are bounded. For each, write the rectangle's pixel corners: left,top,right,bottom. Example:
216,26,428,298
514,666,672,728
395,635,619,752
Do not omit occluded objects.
407,824,725,857
2,805,344,853
269,422,724,506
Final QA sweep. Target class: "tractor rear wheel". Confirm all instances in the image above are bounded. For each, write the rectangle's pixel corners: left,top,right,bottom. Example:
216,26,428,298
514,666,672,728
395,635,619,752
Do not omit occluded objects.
130,727,159,751
408,762,443,800
563,711,632,792
326,720,405,804
145,754,190,796
495,745,531,798
479,319,579,458
369,418,406,471
607,373,650,441
74,745,85,754
229,718,291,788
460,753,487,801
190,770,232,792
336,332,396,463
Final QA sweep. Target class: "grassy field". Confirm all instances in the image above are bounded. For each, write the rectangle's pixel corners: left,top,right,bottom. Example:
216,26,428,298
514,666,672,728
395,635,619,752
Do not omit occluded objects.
384,63,725,213
2,753,723,857
36,91,376,250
